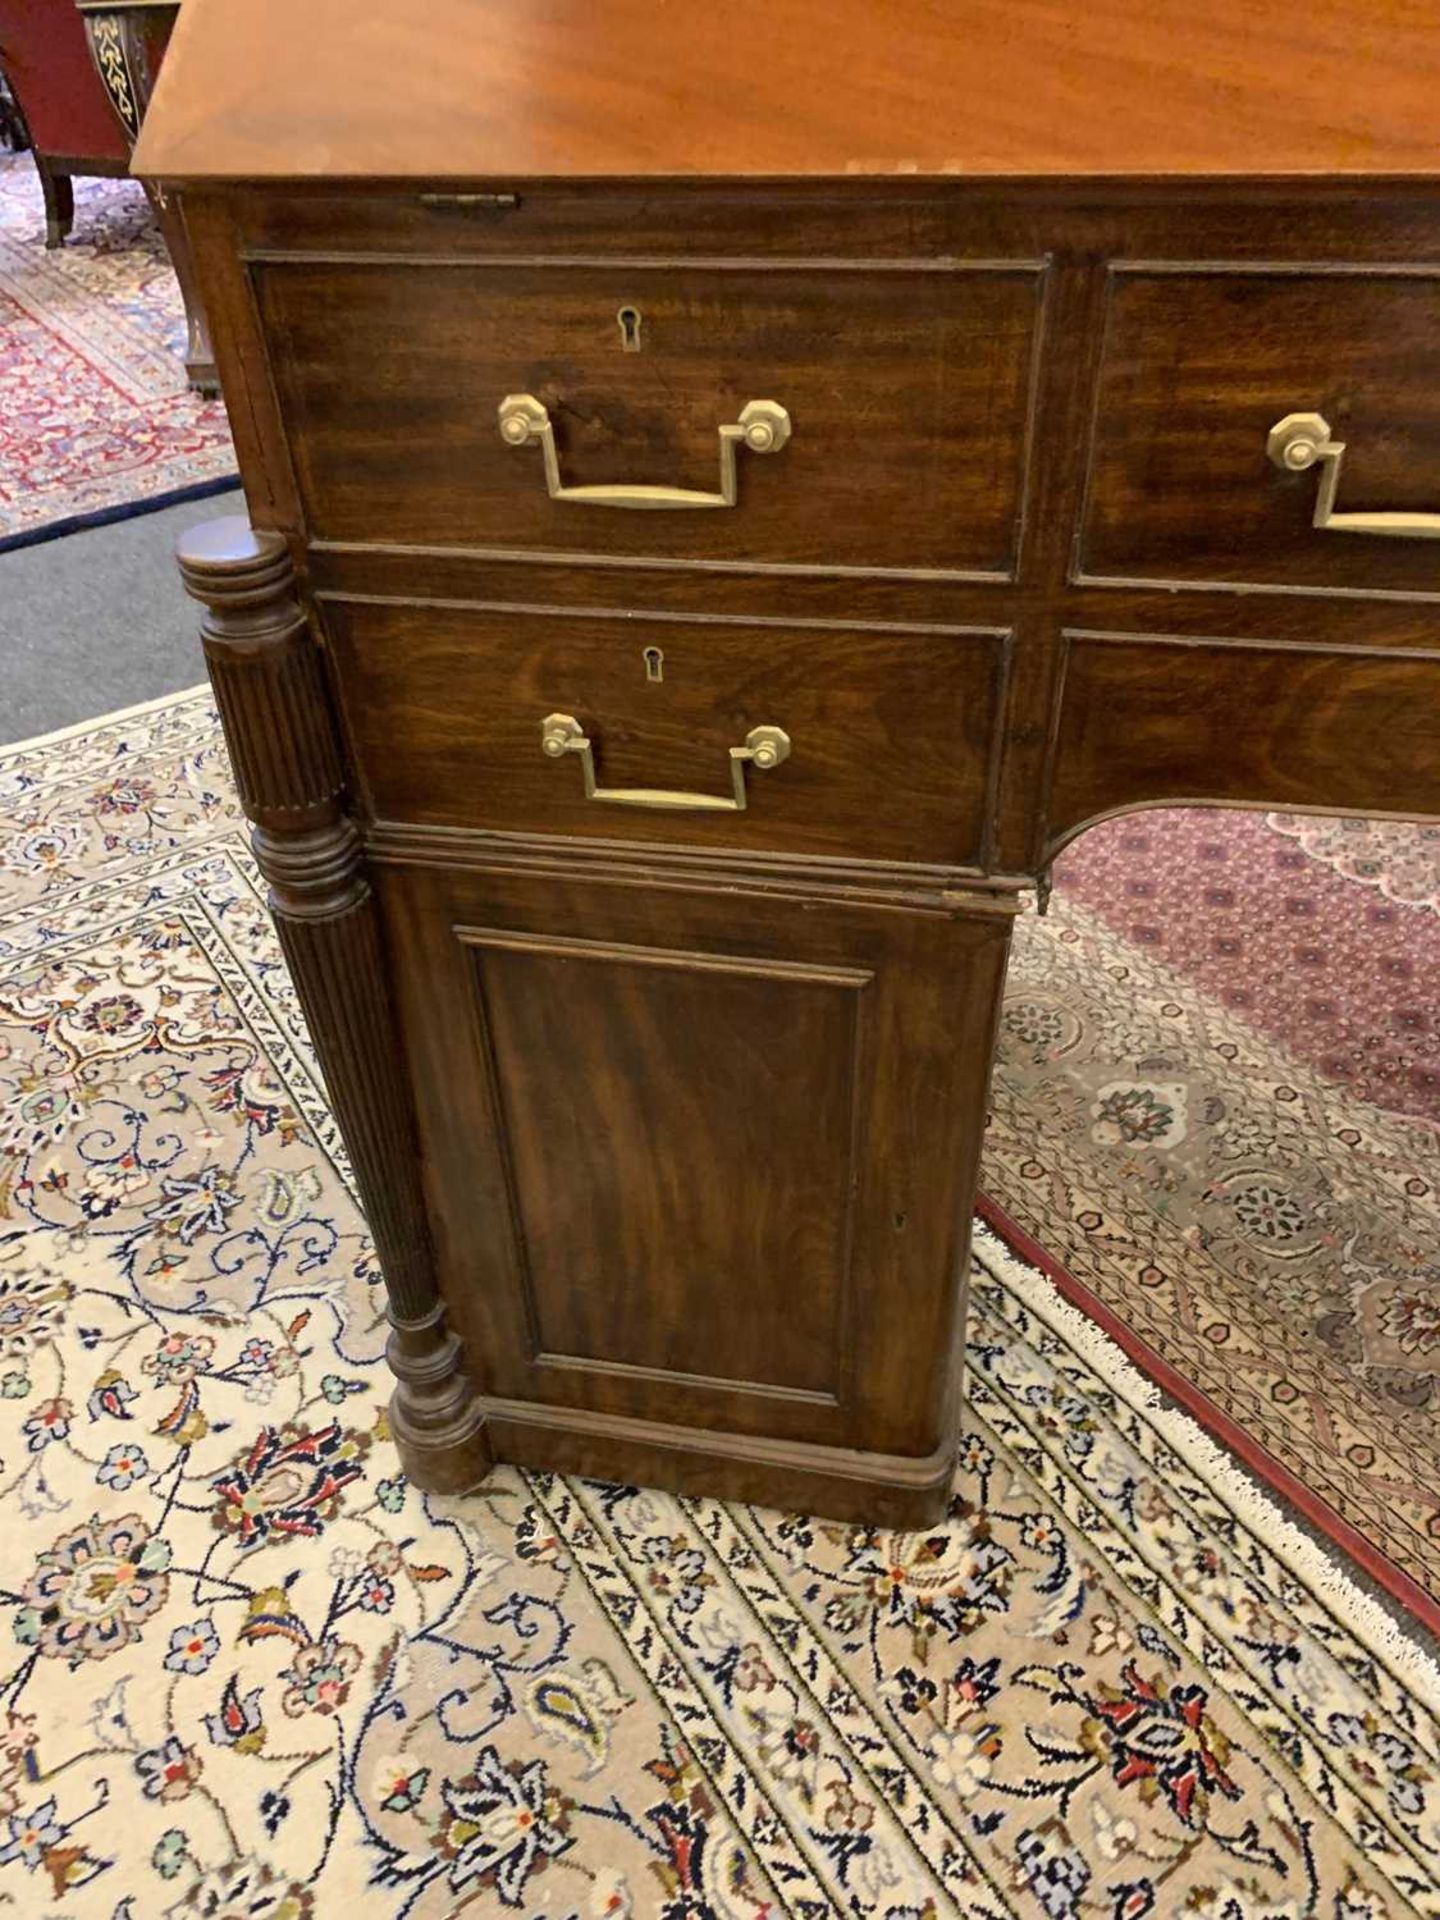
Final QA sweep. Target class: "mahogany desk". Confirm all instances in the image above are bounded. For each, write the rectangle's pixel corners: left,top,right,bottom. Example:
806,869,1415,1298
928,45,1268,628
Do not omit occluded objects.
133,0,1440,1523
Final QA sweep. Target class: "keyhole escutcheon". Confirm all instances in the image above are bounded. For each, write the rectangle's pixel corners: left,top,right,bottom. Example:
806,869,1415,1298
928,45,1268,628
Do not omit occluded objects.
643,646,664,683
617,305,643,352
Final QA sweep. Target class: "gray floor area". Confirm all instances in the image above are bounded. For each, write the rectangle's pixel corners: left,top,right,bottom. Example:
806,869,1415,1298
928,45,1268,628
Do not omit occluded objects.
0,487,241,745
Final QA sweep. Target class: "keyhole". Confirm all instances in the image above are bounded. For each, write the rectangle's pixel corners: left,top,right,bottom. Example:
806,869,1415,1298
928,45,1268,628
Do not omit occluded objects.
643,646,664,683
617,305,642,352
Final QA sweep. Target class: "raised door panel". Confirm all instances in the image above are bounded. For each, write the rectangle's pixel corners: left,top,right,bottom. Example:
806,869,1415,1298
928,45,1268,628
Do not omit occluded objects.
459,927,866,1399
1080,268,1440,597
253,257,1044,578
375,858,1012,1459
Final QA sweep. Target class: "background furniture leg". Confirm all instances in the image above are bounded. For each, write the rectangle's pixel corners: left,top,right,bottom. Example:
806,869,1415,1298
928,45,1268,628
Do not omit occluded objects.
37,157,73,246
143,184,218,392
79,2,218,391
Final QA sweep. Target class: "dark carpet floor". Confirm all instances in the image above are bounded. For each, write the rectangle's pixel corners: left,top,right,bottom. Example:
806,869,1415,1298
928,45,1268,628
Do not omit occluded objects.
0,487,242,744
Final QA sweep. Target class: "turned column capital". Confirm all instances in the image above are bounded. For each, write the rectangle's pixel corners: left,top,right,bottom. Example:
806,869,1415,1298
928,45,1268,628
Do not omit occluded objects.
176,516,297,623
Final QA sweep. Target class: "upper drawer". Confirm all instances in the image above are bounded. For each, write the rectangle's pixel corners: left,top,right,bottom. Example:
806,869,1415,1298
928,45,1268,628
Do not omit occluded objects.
1079,267,1440,597
252,257,1042,579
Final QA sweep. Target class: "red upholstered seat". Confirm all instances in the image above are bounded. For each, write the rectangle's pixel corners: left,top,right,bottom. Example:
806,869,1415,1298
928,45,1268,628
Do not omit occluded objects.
0,0,128,159
0,0,130,244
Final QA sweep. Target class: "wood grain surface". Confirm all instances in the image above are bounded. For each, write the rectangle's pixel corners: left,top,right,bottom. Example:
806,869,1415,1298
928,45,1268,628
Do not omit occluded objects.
1081,268,1440,594
134,0,1440,181
377,856,1013,1466
1045,633,1440,856
254,256,1040,577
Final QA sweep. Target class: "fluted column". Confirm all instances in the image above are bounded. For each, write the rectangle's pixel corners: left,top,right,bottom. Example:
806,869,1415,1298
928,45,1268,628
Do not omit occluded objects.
177,517,491,1494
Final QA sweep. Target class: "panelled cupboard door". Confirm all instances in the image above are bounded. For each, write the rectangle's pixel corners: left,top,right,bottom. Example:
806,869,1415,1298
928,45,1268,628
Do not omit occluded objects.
375,858,1011,1463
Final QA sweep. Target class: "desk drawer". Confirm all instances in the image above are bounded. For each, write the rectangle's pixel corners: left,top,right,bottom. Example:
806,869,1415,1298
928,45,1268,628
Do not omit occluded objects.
322,599,1006,868
1080,268,1440,596
255,258,1041,578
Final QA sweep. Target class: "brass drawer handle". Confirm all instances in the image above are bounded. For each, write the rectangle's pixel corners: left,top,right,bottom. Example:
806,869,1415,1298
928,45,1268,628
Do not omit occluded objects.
540,713,791,812
499,394,791,509
1267,411,1440,540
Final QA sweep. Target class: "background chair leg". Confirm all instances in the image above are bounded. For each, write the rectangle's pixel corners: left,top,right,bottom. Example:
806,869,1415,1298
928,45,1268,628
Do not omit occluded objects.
37,161,74,248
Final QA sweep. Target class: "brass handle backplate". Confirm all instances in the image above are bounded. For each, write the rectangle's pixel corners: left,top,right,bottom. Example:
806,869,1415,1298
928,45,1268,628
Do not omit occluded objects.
499,394,791,509
540,713,791,812
1267,411,1440,540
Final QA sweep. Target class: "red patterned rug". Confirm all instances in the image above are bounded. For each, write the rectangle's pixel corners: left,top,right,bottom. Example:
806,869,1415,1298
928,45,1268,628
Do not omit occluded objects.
982,805,1440,1634
1057,808,1440,1126
0,155,236,549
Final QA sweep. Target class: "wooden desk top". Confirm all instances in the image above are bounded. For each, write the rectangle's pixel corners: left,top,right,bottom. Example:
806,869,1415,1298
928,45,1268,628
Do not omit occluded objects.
133,0,1440,184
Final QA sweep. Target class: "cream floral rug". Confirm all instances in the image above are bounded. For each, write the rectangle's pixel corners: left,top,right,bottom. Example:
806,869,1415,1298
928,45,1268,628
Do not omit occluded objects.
0,689,1438,1917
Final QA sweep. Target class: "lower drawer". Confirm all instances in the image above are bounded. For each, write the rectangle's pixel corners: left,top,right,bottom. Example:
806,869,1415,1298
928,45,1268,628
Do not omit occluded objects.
322,597,1007,868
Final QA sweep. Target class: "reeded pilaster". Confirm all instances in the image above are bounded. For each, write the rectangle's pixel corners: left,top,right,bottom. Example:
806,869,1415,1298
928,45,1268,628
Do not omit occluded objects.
177,517,491,1494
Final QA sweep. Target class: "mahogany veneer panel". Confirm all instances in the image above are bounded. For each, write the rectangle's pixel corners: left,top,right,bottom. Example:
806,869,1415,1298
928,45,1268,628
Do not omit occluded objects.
134,0,1440,181
458,932,863,1398
377,857,1011,1462
1046,632,1440,855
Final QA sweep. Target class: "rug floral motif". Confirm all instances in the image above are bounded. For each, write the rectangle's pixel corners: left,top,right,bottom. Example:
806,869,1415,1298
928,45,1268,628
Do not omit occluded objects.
0,157,236,544
0,692,1438,1916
